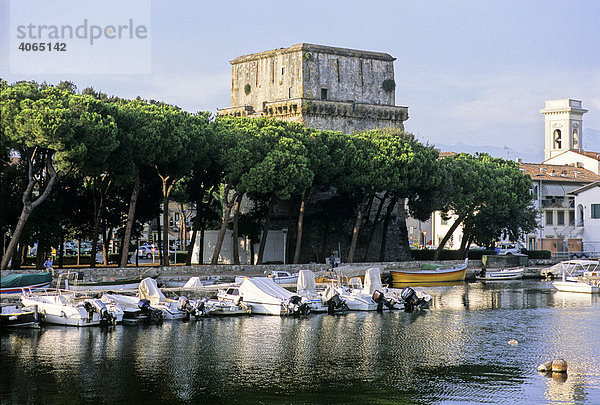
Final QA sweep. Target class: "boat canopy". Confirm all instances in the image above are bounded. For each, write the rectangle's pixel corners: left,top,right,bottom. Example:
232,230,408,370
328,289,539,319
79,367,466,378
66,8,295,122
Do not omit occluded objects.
0,272,52,288
239,277,294,305
363,268,383,295
139,278,167,305
297,270,317,295
183,277,204,288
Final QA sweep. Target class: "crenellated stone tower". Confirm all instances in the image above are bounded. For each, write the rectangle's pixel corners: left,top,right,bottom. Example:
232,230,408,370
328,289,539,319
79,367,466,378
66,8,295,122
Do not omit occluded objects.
219,43,408,133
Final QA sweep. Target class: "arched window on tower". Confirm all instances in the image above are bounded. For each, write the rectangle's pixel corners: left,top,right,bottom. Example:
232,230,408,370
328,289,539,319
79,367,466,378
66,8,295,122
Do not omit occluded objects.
554,129,562,149
573,129,579,149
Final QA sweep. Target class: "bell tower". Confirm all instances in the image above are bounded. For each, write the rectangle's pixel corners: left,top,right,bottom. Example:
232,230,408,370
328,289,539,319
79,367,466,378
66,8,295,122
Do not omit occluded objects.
540,99,588,160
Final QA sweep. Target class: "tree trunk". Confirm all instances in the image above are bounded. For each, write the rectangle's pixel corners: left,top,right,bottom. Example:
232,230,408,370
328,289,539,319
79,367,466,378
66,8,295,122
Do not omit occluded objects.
58,233,64,269
433,213,467,260
162,195,170,266
347,193,370,264
1,156,57,270
363,192,388,262
119,173,140,268
459,232,472,258
199,225,205,264
102,225,112,266
211,186,236,265
257,199,275,265
231,193,243,265
293,191,307,264
89,188,102,268
379,194,400,262
157,214,163,265
395,200,412,261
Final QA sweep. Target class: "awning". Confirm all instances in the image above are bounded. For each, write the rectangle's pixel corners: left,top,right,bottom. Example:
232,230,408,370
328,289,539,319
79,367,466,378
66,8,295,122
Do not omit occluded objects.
541,184,579,197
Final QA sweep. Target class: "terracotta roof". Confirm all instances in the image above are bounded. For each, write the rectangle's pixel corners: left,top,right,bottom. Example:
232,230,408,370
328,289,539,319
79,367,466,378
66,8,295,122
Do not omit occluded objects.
580,150,600,161
437,151,456,159
520,162,600,183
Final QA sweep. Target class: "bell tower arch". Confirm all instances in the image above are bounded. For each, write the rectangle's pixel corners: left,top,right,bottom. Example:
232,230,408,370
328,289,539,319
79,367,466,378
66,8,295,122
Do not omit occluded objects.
540,99,587,160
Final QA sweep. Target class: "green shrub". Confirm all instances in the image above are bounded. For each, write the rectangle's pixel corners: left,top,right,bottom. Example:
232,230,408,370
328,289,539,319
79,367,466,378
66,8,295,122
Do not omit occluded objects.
244,84,251,95
168,251,189,264
382,79,396,93
522,249,551,259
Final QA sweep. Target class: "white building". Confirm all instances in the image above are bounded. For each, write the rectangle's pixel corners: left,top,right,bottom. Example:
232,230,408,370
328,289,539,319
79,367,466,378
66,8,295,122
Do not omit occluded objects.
570,181,600,253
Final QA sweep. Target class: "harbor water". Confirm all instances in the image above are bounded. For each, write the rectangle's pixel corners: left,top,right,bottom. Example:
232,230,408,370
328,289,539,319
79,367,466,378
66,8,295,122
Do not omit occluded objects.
2,280,599,404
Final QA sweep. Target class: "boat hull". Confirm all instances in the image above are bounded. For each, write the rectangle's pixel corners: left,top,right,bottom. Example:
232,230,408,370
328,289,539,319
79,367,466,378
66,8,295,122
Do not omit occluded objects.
476,267,524,281
1,282,52,295
0,306,40,328
390,268,466,283
553,281,599,294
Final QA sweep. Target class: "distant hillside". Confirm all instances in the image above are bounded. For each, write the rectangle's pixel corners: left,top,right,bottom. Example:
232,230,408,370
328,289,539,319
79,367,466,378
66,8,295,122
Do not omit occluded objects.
432,142,543,163
433,127,599,164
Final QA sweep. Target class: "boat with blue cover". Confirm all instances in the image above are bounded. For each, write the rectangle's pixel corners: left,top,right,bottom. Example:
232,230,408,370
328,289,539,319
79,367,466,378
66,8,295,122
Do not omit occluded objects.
0,272,52,294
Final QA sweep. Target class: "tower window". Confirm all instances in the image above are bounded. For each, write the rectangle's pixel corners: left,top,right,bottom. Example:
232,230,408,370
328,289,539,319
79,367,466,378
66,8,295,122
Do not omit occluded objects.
282,66,286,75
554,129,562,149
289,87,292,98
573,129,579,148
321,88,328,100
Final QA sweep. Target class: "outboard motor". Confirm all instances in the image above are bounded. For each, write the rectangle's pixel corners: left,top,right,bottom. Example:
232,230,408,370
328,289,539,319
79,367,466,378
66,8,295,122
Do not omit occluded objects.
372,290,395,312
326,293,348,315
287,296,310,316
93,299,116,325
401,286,425,313
83,300,95,321
138,299,163,323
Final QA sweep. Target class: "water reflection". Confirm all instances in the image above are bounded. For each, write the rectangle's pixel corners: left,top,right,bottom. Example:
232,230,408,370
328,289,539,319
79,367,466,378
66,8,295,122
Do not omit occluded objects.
2,281,599,404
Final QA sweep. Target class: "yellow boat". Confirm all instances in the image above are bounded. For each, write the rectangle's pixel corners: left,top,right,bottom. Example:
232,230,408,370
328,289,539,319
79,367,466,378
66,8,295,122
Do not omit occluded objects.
390,259,468,283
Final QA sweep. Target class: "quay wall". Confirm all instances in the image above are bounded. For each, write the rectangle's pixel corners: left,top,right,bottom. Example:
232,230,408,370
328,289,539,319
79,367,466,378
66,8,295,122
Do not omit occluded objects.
1,259,557,281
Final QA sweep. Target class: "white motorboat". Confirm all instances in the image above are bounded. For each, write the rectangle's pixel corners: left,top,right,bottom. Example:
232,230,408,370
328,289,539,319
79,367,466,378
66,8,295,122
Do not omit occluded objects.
219,277,309,316
20,289,123,326
476,267,524,281
100,293,163,323
137,278,186,319
542,259,599,279
267,270,299,284
335,268,389,311
553,268,600,294
296,270,347,313
203,299,251,316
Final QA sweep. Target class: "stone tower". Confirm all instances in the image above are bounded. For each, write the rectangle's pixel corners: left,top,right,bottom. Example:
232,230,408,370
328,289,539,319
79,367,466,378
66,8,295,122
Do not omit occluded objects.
540,99,588,160
218,43,408,133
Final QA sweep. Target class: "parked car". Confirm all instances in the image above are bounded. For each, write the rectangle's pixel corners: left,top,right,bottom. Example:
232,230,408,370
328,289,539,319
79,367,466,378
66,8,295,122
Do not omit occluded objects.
137,245,157,259
495,243,523,255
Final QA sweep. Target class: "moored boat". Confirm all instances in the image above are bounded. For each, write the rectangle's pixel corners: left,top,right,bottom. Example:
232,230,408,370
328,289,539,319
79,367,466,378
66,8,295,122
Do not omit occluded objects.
20,290,123,326
1,272,52,295
476,267,524,281
219,277,310,316
390,259,468,283
267,270,299,284
553,268,600,294
0,304,40,328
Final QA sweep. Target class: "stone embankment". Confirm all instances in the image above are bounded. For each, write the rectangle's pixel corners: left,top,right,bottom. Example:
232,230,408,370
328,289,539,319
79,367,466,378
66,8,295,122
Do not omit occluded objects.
2,258,557,282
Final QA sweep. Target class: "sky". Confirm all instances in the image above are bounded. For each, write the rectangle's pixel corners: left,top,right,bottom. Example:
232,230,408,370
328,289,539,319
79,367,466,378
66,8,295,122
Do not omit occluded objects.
1,0,599,163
